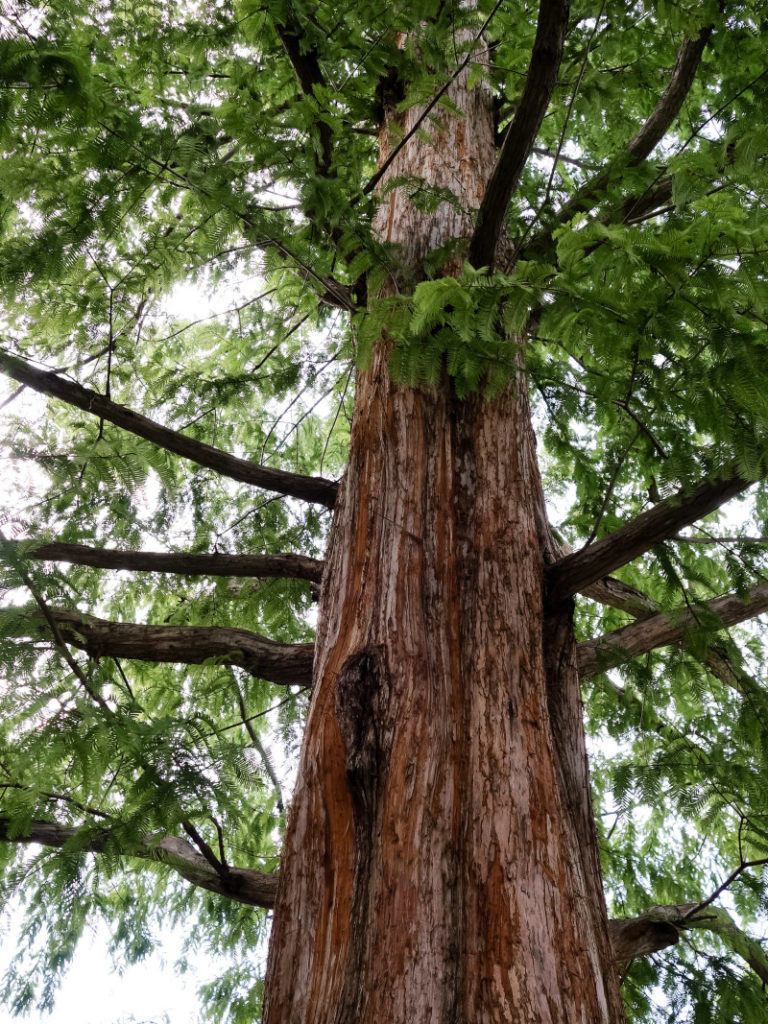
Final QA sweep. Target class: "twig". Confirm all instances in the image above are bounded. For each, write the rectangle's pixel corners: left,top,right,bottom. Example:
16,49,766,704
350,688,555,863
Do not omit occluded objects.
681,857,768,922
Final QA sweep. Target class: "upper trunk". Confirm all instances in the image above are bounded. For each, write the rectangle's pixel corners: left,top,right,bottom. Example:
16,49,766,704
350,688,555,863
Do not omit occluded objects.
263,38,625,1024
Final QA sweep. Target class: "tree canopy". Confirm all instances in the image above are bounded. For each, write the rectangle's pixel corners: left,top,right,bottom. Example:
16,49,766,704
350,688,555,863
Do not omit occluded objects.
2,0,768,1021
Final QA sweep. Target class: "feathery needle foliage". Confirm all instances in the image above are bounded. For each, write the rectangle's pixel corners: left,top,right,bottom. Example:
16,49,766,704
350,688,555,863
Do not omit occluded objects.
1,1,768,1022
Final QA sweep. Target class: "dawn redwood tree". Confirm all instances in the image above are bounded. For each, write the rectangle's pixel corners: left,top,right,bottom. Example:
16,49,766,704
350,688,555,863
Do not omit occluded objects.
2,0,768,1020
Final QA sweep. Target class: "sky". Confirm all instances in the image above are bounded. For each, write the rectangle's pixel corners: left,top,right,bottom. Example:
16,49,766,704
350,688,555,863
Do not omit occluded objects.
0,914,208,1024
0,278,263,1024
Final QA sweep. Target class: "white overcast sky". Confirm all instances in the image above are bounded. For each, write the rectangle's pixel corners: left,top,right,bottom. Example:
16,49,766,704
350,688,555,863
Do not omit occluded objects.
0,915,208,1024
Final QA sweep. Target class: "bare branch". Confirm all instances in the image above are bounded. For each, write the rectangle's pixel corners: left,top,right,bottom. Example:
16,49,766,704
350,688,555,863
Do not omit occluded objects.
0,350,339,509
682,857,768,923
0,816,278,909
468,0,570,269
19,540,324,583
546,468,753,604
577,584,768,679
521,26,712,258
182,819,229,880
625,28,713,164
12,605,315,687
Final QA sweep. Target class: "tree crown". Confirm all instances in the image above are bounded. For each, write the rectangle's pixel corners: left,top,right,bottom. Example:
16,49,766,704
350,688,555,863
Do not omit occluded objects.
2,1,768,1020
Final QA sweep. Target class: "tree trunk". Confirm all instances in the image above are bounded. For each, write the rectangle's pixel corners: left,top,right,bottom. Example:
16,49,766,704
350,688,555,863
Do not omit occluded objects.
263,49,626,1024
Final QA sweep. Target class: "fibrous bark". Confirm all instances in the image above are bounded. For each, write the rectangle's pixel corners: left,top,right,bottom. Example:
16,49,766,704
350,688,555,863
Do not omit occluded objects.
263,37,625,1024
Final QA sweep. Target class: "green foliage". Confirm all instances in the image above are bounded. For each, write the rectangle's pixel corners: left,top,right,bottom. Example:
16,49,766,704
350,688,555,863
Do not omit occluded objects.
1,0,768,1021
356,265,541,397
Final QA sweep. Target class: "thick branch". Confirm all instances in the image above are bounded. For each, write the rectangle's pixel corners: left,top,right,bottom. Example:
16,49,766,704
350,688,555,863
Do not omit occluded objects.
24,536,665,614
0,350,339,509
577,584,768,678
625,28,713,164
16,814,768,967
0,817,278,909
468,0,570,269
609,904,768,986
20,540,324,583
14,605,315,687
562,524,763,699
521,26,712,257
546,469,753,604
273,14,333,174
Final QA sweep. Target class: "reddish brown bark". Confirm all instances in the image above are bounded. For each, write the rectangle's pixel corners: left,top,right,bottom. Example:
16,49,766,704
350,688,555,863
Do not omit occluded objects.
262,40,625,1024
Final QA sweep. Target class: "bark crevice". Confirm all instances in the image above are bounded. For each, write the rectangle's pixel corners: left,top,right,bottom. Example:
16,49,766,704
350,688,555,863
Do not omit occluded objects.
334,645,392,1024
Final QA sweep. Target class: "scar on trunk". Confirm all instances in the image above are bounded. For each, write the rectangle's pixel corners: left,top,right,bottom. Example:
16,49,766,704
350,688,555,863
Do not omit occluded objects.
335,645,391,829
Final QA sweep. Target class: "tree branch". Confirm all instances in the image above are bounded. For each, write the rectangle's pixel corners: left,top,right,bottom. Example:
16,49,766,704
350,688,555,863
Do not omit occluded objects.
546,468,753,604
577,584,768,678
22,535,685,614
561,520,765,702
0,816,278,909
625,28,713,164
0,531,110,712
13,812,768,973
579,574,659,619
0,350,339,509
521,26,712,258
11,605,315,687
608,904,768,987
182,819,229,880
18,540,324,583
273,12,333,175
468,0,570,269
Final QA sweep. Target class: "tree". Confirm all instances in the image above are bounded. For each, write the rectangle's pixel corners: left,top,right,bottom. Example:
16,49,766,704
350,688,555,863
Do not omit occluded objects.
1,0,768,1019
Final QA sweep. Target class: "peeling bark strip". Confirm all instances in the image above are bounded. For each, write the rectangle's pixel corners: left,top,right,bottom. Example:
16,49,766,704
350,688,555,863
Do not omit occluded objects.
16,605,314,686
0,350,338,508
20,540,324,582
546,469,753,604
577,583,768,678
